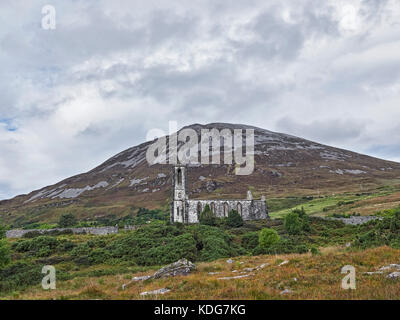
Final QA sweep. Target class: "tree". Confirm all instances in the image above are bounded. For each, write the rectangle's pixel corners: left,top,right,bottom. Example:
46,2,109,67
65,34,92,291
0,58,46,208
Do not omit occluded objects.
199,204,216,226
259,228,280,249
226,209,244,227
58,213,77,228
0,240,10,268
284,211,302,235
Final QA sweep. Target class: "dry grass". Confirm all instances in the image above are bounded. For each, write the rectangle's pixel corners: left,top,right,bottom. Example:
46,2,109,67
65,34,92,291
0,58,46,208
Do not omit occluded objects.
5,246,400,300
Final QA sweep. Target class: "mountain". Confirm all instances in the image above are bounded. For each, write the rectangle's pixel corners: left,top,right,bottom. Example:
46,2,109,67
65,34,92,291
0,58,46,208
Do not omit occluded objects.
1,123,400,226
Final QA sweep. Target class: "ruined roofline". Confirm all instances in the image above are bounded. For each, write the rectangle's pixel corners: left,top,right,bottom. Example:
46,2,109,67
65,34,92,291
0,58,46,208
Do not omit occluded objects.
186,199,266,202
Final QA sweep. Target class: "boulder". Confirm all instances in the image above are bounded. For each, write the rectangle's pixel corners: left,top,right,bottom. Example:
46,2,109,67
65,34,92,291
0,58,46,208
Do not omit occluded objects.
279,260,289,266
387,272,400,279
122,259,195,290
152,258,196,279
280,289,293,295
140,288,171,296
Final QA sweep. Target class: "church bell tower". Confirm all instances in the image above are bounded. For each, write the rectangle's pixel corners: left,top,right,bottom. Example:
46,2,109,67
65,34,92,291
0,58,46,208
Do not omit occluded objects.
171,164,187,223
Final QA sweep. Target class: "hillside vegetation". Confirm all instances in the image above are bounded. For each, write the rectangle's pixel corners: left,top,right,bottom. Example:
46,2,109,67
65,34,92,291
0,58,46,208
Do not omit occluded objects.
1,206,400,299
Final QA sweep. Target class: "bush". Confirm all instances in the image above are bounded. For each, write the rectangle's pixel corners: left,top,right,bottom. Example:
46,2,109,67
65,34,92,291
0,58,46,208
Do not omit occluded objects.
0,240,11,268
199,204,216,226
241,232,259,250
57,240,76,252
258,228,280,249
88,248,112,265
12,236,59,257
226,210,244,228
254,238,308,255
310,246,321,256
103,223,244,266
0,222,6,239
58,213,77,228
352,213,400,249
138,233,198,265
284,212,302,235
0,262,43,294
70,243,91,257
191,225,244,261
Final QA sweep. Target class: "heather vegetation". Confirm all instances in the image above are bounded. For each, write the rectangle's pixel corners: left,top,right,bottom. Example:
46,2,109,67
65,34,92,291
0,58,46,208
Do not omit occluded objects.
1,206,400,297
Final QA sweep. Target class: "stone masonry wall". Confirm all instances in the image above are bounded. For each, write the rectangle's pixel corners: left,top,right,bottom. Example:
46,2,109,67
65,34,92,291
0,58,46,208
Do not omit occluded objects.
6,226,119,238
186,199,268,223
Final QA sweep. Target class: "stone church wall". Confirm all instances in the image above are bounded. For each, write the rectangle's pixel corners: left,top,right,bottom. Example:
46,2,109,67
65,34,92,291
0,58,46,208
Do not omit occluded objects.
186,199,268,223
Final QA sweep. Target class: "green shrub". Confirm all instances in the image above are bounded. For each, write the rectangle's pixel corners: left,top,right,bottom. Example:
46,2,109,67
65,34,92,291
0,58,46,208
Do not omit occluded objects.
12,236,59,257
284,212,302,235
199,204,216,226
58,213,77,228
258,228,280,249
0,222,6,239
284,208,310,235
0,240,11,268
390,239,400,249
22,231,43,238
103,223,244,266
138,233,198,265
70,243,91,257
191,225,244,261
241,232,259,250
0,262,43,294
254,238,308,255
57,240,76,252
226,210,244,228
88,248,112,265
310,246,321,256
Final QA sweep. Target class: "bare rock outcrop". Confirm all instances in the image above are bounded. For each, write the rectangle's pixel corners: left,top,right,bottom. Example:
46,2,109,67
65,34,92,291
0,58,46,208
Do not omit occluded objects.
152,258,196,279
122,259,195,290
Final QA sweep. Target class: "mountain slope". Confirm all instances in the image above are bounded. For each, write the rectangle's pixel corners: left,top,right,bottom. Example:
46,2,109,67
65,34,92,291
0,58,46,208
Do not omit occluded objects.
1,123,400,225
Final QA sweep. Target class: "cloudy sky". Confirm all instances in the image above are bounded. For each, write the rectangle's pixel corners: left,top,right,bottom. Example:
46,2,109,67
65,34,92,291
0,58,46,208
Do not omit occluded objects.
0,0,400,200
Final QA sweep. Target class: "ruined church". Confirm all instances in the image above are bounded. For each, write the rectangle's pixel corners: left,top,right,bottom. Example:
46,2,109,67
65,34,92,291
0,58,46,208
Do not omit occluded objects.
171,165,269,223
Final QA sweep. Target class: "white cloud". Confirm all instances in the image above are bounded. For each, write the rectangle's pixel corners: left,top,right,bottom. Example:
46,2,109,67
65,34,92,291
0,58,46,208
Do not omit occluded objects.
0,0,400,199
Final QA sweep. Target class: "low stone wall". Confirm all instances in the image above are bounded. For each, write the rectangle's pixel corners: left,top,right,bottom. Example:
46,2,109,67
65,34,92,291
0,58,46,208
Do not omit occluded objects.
330,216,382,226
6,226,119,238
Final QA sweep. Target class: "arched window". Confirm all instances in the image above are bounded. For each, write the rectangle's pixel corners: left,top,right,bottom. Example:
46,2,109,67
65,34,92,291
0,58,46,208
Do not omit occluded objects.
177,206,180,217
197,202,202,215
210,202,215,213
237,202,242,216
224,202,229,217
177,168,182,185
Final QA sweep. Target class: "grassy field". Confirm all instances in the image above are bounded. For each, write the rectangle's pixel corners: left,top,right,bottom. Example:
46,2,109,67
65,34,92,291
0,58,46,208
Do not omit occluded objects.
4,246,400,300
268,185,400,218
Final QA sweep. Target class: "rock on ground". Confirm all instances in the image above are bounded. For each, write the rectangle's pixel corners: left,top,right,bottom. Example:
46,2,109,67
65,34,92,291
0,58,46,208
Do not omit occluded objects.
140,288,171,296
387,272,400,279
122,258,195,290
280,289,293,295
152,258,196,279
279,260,289,266
218,274,250,280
